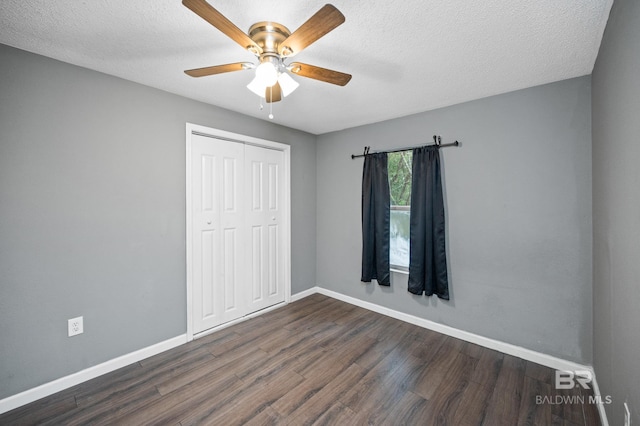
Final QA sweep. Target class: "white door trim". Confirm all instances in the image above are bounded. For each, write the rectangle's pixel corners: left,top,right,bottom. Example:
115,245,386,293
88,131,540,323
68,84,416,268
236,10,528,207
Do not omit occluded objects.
186,123,291,342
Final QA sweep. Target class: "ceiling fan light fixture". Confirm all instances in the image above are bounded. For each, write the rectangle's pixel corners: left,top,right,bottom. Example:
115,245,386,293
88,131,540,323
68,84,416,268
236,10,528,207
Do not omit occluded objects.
247,76,267,97
255,58,279,87
278,72,299,97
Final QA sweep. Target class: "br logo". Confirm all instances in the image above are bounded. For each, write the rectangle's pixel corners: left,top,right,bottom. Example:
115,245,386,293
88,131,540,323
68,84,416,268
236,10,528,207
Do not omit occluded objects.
555,370,593,389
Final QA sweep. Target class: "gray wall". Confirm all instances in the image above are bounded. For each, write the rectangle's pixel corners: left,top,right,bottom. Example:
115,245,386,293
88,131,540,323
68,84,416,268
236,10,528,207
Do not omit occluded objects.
0,43,316,399
316,76,593,363
592,0,640,423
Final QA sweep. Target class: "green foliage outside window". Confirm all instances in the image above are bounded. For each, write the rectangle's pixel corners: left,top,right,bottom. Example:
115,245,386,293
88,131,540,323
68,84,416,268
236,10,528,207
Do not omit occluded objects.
388,151,412,206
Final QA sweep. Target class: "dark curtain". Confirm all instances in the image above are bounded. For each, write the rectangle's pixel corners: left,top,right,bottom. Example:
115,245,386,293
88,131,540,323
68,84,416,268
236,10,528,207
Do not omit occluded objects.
361,152,391,286
408,146,449,299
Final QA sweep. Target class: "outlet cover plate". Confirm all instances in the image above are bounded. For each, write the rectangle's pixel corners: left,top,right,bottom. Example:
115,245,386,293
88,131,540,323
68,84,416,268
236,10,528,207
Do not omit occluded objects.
68,316,83,337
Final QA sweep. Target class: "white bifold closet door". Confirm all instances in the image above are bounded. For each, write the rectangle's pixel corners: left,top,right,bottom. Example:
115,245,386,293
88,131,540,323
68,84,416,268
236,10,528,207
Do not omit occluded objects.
191,135,285,335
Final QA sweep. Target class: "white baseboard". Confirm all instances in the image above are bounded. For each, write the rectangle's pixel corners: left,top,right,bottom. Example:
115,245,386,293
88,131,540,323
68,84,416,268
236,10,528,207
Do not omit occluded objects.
291,287,317,302
300,287,609,425
0,334,187,415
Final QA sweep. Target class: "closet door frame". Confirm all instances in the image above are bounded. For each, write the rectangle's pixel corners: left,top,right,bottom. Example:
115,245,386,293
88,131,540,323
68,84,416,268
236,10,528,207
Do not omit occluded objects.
185,123,291,342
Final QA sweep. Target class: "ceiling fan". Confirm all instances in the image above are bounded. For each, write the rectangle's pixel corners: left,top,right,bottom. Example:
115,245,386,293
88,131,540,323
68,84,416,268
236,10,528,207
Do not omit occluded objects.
182,0,352,105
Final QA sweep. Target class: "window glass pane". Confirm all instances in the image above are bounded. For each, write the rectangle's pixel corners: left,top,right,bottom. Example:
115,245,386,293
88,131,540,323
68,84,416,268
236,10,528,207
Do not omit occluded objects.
390,209,410,269
388,151,412,269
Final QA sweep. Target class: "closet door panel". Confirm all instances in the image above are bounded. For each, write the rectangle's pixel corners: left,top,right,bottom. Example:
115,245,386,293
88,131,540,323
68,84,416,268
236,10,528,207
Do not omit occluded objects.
245,145,285,312
191,135,246,334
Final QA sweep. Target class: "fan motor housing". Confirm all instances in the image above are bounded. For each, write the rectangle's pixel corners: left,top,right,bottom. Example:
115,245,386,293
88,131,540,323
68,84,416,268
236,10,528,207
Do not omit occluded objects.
248,22,291,55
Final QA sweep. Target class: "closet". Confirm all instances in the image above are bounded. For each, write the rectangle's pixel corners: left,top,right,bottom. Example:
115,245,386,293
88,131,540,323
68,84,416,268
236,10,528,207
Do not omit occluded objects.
187,126,290,338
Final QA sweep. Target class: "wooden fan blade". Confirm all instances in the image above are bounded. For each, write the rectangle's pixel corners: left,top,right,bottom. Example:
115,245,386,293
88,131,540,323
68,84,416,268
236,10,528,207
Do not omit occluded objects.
289,62,352,86
184,62,251,77
265,82,282,103
278,4,345,57
182,0,261,54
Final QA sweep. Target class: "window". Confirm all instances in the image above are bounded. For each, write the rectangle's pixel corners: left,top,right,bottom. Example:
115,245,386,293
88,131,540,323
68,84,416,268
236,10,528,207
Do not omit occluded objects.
388,151,412,270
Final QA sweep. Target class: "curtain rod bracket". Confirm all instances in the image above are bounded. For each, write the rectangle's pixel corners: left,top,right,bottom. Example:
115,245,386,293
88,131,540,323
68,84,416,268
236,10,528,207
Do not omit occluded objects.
352,146,371,159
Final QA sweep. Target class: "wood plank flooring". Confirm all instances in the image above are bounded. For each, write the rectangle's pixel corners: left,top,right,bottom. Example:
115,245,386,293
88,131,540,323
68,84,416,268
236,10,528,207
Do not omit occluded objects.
0,294,601,425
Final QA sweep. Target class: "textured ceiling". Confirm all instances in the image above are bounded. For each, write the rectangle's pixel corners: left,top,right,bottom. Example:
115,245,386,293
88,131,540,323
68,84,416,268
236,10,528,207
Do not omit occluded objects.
0,0,612,135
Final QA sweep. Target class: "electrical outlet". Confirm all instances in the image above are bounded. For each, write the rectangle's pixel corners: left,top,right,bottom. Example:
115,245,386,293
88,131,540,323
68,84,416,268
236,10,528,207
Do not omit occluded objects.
625,402,631,426
68,316,83,337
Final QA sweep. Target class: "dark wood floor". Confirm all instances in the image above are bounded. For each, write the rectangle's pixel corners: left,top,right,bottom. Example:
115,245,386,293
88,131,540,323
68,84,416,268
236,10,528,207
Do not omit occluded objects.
1,294,601,425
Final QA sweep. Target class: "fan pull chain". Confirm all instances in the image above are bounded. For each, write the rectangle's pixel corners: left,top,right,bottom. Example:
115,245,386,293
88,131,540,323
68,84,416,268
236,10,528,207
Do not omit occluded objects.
269,86,274,119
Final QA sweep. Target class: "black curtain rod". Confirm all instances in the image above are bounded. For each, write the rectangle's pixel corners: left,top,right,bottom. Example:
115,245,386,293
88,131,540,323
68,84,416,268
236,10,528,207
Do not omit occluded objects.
351,135,460,159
